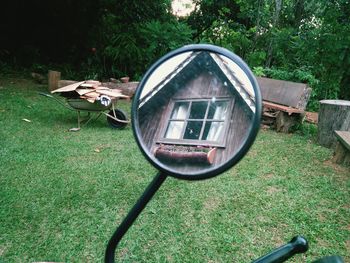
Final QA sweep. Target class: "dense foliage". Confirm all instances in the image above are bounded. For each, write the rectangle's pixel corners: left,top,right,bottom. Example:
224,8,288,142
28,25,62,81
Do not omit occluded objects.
187,0,350,109
1,0,349,109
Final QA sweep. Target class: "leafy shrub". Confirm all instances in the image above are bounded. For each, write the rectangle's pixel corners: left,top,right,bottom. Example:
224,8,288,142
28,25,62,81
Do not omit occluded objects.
85,11,193,80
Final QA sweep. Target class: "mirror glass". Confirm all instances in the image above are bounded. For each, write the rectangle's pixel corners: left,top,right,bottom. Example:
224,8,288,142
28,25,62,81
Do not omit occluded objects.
134,48,260,179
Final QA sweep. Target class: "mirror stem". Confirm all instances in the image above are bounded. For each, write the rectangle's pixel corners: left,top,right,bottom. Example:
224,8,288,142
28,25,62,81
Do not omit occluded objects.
105,172,168,263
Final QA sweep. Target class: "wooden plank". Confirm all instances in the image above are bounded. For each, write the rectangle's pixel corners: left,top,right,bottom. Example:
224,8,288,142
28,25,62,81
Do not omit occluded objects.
57,79,138,97
82,91,100,99
85,80,101,85
103,81,139,97
75,88,95,95
51,81,84,93
263,101,304,114
95,89,129,99
80,81,101,88
257,77,311,110
334,131,350,151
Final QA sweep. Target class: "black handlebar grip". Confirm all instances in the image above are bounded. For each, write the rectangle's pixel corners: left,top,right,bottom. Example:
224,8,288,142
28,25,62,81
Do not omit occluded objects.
251,236,309,263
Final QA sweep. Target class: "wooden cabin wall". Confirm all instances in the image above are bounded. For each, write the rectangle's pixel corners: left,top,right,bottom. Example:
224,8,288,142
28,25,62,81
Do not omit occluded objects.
174,71,230,98
138,69,254,174
216,95,253,165
139,102,169,150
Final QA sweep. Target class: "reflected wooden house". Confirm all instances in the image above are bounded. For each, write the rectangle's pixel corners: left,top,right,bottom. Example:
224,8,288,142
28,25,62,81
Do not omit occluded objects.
138,51,255,172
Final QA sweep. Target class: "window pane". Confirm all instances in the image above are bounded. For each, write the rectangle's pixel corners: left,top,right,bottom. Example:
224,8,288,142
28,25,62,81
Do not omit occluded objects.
183,121,203,140
165,121,185,139
207,101,228,120
171,102,189,119
202,121,225,142
189,101,208,119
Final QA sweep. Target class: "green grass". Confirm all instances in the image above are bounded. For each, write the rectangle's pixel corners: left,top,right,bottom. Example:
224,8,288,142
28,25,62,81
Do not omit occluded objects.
0,77,349,263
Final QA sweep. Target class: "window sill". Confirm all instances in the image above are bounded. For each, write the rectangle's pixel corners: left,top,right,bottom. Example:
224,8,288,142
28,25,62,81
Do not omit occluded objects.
157,138,226,148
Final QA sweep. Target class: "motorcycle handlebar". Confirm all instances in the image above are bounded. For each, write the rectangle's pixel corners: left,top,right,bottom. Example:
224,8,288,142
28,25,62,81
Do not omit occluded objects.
251,236,308,263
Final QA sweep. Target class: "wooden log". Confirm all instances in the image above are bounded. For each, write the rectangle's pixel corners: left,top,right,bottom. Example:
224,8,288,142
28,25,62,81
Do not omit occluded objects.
154,147,216,165
275,111,303,133
318,100,350,148
48,70,61,91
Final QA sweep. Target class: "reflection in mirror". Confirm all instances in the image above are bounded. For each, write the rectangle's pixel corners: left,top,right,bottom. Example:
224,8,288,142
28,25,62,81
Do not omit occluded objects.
137,51,256,174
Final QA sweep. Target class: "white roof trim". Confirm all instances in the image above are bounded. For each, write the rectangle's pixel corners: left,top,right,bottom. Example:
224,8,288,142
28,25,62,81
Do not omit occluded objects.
210,53,256,113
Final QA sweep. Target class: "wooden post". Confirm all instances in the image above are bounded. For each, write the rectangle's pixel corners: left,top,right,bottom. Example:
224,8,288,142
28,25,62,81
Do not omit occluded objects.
333,142,350,165
332,131,350,166
318,100,350,148
48,70,61,91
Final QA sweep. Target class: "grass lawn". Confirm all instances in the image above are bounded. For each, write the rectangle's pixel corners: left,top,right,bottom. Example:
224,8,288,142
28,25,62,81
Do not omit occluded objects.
0,76,349,263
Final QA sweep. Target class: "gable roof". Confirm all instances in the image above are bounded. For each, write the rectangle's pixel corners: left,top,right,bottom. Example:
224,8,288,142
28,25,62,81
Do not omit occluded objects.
139,51,256,112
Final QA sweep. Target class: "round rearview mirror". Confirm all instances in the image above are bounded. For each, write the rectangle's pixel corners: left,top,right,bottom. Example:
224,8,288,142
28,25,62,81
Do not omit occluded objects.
132,44,261,180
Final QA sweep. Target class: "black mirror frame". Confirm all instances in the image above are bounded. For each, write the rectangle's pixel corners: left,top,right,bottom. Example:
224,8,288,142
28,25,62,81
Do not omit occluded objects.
132,44,262,180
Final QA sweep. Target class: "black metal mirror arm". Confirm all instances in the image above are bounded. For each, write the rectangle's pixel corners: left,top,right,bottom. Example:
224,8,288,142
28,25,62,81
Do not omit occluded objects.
104,172,168,263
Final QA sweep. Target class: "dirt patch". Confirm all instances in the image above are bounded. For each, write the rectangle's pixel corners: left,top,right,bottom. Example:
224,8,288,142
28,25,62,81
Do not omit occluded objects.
204,196,221,212
266,186,281,195
317,212,327,222
270,231,284,245
323,160,349,183
0,244,7,256
263,173,274,180
345,224,350,232
316,237,330,248
323,160,348,173
345,240,350,253
116,247,129,259
256,215,269,223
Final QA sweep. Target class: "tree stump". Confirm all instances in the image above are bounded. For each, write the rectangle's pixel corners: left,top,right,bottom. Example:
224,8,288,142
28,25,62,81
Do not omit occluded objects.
48,70,61,91
318,100,350,148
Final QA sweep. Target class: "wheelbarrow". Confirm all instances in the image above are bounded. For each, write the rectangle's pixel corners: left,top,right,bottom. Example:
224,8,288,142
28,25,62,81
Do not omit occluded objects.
39,92,130,131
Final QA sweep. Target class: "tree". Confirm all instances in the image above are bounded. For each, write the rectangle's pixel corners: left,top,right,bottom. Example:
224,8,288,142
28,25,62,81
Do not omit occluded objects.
89,0,192,79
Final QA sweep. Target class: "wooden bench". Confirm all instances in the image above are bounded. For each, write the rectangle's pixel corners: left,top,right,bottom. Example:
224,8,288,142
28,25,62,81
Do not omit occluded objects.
332,131,350,166
257,77,312,132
